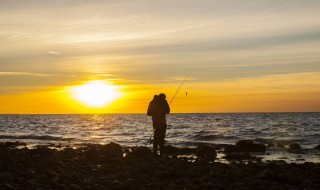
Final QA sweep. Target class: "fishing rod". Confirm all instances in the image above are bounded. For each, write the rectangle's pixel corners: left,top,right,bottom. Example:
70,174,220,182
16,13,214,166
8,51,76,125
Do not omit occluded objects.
169,75,188,106
145,76,188,147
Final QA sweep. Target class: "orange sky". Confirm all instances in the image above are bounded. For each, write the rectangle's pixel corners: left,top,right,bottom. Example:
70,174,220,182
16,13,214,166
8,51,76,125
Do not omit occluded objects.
0,72,319,113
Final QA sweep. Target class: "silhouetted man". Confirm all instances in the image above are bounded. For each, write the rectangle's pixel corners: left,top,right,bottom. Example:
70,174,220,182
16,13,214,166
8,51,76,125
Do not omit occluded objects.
147,93,170,156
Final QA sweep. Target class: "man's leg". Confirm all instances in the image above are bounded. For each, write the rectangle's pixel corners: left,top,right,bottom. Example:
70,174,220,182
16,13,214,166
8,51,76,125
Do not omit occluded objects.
158,126,167,157
153,128,159,156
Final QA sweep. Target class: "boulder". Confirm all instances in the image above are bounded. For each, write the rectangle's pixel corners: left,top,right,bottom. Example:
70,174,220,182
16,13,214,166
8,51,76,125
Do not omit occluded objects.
235,140,266,152
249,143,266,152
224,145,238,154
236,140,254,152
287,143,302,153
127,146,153,159
179,147,196,155
196,144,217,161
103,142,123,158
314,145,320,150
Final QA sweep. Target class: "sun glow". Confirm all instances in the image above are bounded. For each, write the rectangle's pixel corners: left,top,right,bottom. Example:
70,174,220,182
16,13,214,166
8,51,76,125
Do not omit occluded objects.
70,80,120,108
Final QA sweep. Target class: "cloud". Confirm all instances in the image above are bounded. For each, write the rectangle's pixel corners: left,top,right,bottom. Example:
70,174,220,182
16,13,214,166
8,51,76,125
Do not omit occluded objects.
1,0,320,87
0,72,50,77
48,51,62,55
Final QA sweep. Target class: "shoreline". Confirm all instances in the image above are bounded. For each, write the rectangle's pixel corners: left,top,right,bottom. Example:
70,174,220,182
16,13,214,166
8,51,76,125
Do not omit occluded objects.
2,140,320,164
1,142,320,189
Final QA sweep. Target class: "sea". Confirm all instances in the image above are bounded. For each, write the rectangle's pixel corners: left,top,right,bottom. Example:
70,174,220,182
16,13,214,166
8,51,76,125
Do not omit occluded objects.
0,113,319,163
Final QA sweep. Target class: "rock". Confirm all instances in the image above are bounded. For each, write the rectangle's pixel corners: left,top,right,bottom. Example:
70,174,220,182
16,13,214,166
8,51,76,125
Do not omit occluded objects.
260,169,278,181
68,184,83,190
224,145,238,154
127,146,153,159
196,144,217,161
47,170,59,178
0,172,14,183
0,183,15,190
223,152,251,160
278,172,302,185
287,143,302,153
164,145,195,155
288,143,302,150
179,147,196,155
249,143,266,152
164,145,180,154
314,144,320,150
236,140,254,151
235,140,266,152
64,147,75,152
3,141,26,148
30,146,54,157
51,177,60,185
267,143,275,148
21,169,36,178
103,142,123,158
276,143,286,149
26,179,42,189
120,179,141,190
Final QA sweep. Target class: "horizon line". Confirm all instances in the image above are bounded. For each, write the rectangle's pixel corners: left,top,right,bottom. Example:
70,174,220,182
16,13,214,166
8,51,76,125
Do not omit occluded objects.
0,111,319,115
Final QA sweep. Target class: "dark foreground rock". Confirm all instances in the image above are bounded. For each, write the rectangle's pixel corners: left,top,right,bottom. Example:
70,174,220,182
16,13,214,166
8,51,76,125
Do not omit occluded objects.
127,146,153,159
223,152,252,160
196,144,217,161
0,142,319,190
236,140,266,152
164,145,195,155
104,142,123,158
223,144,238,154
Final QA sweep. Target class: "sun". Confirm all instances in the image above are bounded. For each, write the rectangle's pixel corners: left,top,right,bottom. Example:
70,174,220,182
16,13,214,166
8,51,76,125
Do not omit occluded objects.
70,80,120,108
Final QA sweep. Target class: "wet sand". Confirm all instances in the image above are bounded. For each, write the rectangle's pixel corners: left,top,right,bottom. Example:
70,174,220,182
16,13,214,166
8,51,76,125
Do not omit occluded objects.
1,142,319,190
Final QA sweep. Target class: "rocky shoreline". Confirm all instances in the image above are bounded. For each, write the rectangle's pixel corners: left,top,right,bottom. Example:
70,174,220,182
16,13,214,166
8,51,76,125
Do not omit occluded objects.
1,141,320,190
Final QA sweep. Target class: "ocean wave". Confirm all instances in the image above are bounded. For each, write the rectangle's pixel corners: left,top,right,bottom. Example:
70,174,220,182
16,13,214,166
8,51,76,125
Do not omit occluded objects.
0,135,74,141
191,134,240,141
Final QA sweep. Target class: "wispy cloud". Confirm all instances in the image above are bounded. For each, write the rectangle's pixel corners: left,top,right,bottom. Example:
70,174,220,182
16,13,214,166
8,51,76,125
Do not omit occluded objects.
48,51,62,55
0,72,50,77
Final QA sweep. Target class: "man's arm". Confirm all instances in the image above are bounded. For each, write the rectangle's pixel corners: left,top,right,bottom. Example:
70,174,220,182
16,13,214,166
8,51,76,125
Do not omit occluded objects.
147,102,154,116
165,101,170,114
